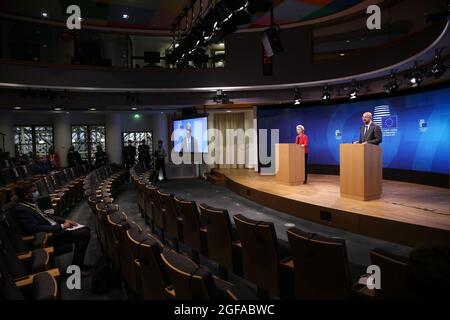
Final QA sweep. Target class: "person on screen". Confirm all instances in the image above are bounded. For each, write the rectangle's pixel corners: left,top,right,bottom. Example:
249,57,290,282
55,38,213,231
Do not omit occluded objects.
181,122,199,153
354,112,382,145
295,125,309,184
154,140,167,181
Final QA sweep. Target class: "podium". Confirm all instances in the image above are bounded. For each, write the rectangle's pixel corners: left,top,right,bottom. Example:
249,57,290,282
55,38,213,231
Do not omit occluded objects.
340,144,382,201
275,143,305,185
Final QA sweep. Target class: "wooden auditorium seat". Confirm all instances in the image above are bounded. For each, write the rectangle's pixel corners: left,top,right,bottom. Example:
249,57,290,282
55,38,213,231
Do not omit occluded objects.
286,227,353,299
0,256,59,300
173,196,208,263
161,249,234,300
157,190,184,251
126,225,171,299
233,214,293,299
369,248,410,299
198,203,243,279
145,185,166,240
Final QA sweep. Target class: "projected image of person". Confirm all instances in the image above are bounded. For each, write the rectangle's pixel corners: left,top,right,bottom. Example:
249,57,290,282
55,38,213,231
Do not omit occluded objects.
295,125,309,184
181,122,199,153
354,112,382,145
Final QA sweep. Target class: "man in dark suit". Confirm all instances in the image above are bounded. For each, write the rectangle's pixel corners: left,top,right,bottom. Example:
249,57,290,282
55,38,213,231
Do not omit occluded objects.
181,123,199,153
122,139,136,170
138,140,151,169
94,144,108,168
355,112,383,145
14,183,91,272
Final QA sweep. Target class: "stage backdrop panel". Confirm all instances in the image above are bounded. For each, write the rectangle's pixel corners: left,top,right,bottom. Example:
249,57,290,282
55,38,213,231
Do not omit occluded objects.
258,87,450,175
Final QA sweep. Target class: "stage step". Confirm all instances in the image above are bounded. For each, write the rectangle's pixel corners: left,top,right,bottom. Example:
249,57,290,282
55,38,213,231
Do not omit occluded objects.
205,169,226,186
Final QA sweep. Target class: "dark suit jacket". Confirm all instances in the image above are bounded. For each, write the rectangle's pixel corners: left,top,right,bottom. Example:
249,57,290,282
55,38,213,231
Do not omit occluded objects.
181,136,199,153
15,203,65,235
359,122,382,145
122,145,137,162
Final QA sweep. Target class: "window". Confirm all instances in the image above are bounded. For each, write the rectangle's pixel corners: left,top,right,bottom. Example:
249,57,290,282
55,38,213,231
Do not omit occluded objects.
71,125,106,163
14,125,54,158
35,126,54,156
71,126,89,161
122,131,153,167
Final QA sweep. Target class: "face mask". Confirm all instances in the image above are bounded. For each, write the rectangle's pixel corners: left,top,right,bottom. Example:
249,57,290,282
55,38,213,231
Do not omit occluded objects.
31,191,40,202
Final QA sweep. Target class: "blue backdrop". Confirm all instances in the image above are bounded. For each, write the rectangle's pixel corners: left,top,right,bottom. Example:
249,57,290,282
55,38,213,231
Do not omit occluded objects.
258,87,450,174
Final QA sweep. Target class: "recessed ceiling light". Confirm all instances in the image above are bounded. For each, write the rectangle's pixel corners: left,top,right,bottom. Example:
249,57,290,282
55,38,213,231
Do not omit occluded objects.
41,12,48,17
89,108,96,111
131,107,137,111
14,106,22,110
226,110,232,113
122,14,130,19
54,107,62,111
346,40,351,43
339,53,346,57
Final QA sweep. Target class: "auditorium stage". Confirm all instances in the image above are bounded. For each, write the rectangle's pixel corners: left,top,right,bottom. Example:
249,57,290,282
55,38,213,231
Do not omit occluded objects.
214,169,450,247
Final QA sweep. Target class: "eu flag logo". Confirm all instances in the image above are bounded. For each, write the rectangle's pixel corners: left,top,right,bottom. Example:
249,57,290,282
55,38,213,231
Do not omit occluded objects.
381,116,398,129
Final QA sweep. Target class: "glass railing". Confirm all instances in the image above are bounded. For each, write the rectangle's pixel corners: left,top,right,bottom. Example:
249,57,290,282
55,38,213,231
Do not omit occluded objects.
0,19,226,69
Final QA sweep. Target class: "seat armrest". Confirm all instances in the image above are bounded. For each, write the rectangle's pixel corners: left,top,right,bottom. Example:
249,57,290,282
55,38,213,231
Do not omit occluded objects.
17,251,33,261
232,240,242,248
280,256,294,270
15,268,60,289
227,284,258,300
165,285,176,298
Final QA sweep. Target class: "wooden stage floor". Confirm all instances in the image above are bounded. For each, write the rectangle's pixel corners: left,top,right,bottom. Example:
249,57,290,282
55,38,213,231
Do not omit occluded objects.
216,169,450,247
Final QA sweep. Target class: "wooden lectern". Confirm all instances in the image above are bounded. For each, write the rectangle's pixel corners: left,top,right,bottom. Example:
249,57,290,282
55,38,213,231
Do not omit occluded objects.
275,143,305,185
340,144,382,201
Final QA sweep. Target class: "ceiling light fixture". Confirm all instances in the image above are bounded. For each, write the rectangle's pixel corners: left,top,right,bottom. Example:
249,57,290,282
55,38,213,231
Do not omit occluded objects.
384,71,400,94
348,80,361,100
322,86,331,102
293,88,302,105
427,48,447,79
407,61,423,87
122,13,130,19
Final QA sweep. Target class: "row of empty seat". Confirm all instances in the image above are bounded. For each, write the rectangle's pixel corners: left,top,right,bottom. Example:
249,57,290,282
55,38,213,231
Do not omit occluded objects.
131,164,413,300
85,164,255,300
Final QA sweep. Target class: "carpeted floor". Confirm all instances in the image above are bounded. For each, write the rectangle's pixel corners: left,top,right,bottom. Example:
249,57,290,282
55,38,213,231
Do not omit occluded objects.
58,177,412,299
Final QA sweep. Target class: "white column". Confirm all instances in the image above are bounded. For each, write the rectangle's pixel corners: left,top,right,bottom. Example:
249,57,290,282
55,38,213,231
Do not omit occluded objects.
151,113,168,148
53,113,71,167
252,106,259,172
106,113,122,164
0,112,15,156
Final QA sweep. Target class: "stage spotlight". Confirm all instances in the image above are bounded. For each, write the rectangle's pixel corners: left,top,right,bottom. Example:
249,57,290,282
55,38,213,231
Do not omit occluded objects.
348,80,361,100
322,86,331,102
213,89,230,104
293,88,302,105
384,72,400,94
427,48,447,79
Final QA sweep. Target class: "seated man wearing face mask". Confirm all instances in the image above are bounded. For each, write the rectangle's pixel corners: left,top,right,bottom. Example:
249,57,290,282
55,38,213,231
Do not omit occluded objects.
14,183,91,273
